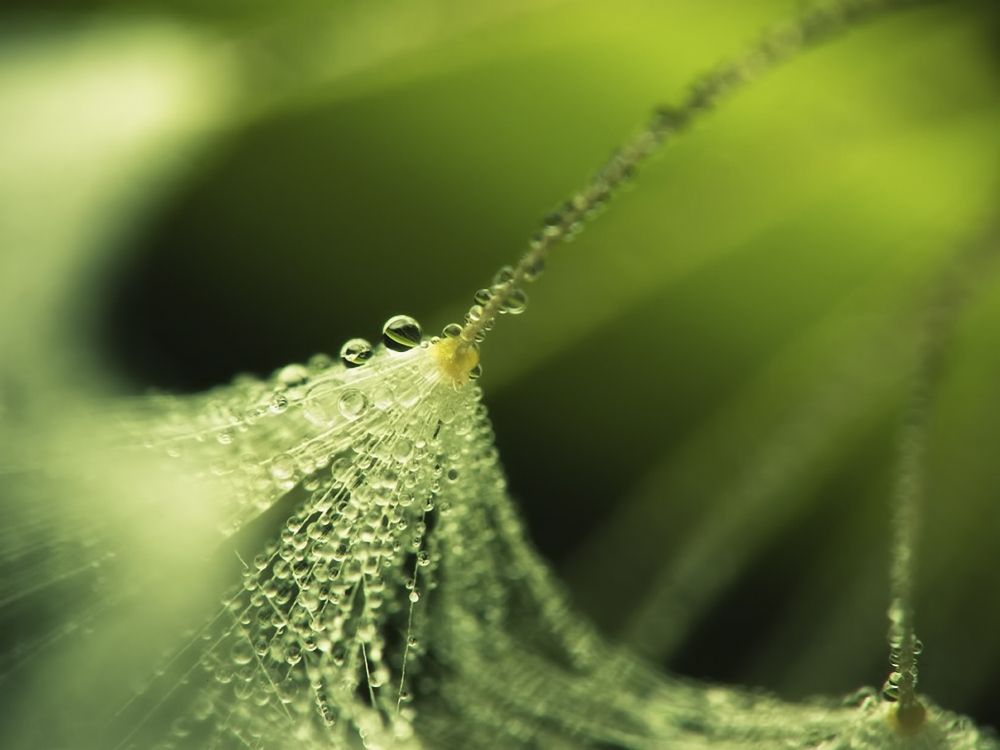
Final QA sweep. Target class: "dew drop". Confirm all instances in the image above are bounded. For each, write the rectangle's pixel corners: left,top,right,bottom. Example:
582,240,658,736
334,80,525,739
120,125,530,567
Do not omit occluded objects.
269,393,289,414
542,212,563,237
382,315,422,352
392,439,414,463
277,364,309,387
493,266,514,286
473,288,493,305
338,390,368,420
303,392,335,427
340,338,374,367
408,591,420,604
524,257,545,281
501,288,528,315
308,352,333,371
442,323,462,338
270,456,295,481
231,641,254,666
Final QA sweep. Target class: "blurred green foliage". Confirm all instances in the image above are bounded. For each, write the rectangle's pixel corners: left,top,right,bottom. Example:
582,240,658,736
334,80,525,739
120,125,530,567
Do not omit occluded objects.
2,0,1000,740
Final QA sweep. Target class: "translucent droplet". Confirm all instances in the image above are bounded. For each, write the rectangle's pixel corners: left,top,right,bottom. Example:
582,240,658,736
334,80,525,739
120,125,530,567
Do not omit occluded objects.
408,591,420,603
392,439,414,463
277,364,309,387
524,257,545,281
493,266,514,286
542,212,563,237
473,288,493,306
340,338,374,367
303,398,334,428
468,364,483,380
231,640,254,666
441,323,462,338
271,456,295,480
338,390,368,420
382,315,422,352
308,352,333,371
269,393,289,414
501,288,528,315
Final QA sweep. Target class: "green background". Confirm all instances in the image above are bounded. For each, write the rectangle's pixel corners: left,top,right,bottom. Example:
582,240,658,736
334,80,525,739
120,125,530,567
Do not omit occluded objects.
2,0,999,739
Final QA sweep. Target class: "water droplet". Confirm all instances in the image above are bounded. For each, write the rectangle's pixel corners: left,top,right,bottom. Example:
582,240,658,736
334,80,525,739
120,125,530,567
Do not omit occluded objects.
442,323,462,338
473,288,493,305
542,212,563,237
303,388,336,427
269,393,289,414
340,338,374,367
277,364,309,387
338,390,368,420
408,591,420,603
493,266,514,286
231,641,254,666
524,257,545,281
392,439,414,463
265,456,293,481
382,315,422,352
501,288,528,315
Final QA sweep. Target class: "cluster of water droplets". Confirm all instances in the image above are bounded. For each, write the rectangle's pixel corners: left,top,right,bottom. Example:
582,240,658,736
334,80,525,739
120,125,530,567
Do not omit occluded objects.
116,315,453,538
6,0,999,747
883,600,923,705
458,0,935,347
103,308,998,749
108,315,491,747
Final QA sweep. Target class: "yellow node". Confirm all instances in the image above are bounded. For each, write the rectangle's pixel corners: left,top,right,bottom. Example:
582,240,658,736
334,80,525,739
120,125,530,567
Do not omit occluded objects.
888,700,927,737
432,337,480,385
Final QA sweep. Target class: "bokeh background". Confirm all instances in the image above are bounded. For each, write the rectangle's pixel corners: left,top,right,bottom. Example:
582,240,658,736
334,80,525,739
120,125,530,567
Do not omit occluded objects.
2,0,1000,742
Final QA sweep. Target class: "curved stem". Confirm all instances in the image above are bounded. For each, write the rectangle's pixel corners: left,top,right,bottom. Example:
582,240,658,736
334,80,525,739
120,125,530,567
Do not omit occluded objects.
457,0,939,351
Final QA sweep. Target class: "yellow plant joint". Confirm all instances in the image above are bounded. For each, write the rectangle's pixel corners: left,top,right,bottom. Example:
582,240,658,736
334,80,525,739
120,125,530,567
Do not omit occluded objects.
432,337,480,385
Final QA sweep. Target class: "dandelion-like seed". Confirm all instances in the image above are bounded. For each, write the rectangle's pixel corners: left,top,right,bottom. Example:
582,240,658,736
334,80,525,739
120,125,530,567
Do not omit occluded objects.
2,0,999,749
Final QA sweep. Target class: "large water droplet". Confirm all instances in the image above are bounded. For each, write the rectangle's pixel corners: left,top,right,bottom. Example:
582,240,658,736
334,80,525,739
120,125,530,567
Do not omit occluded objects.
340,338,374,367
524,257,545,282
277,364,309,387
338,390,368,420
501,288,528,315
493,266,514,286
382,315,422,352
270,456,295,480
